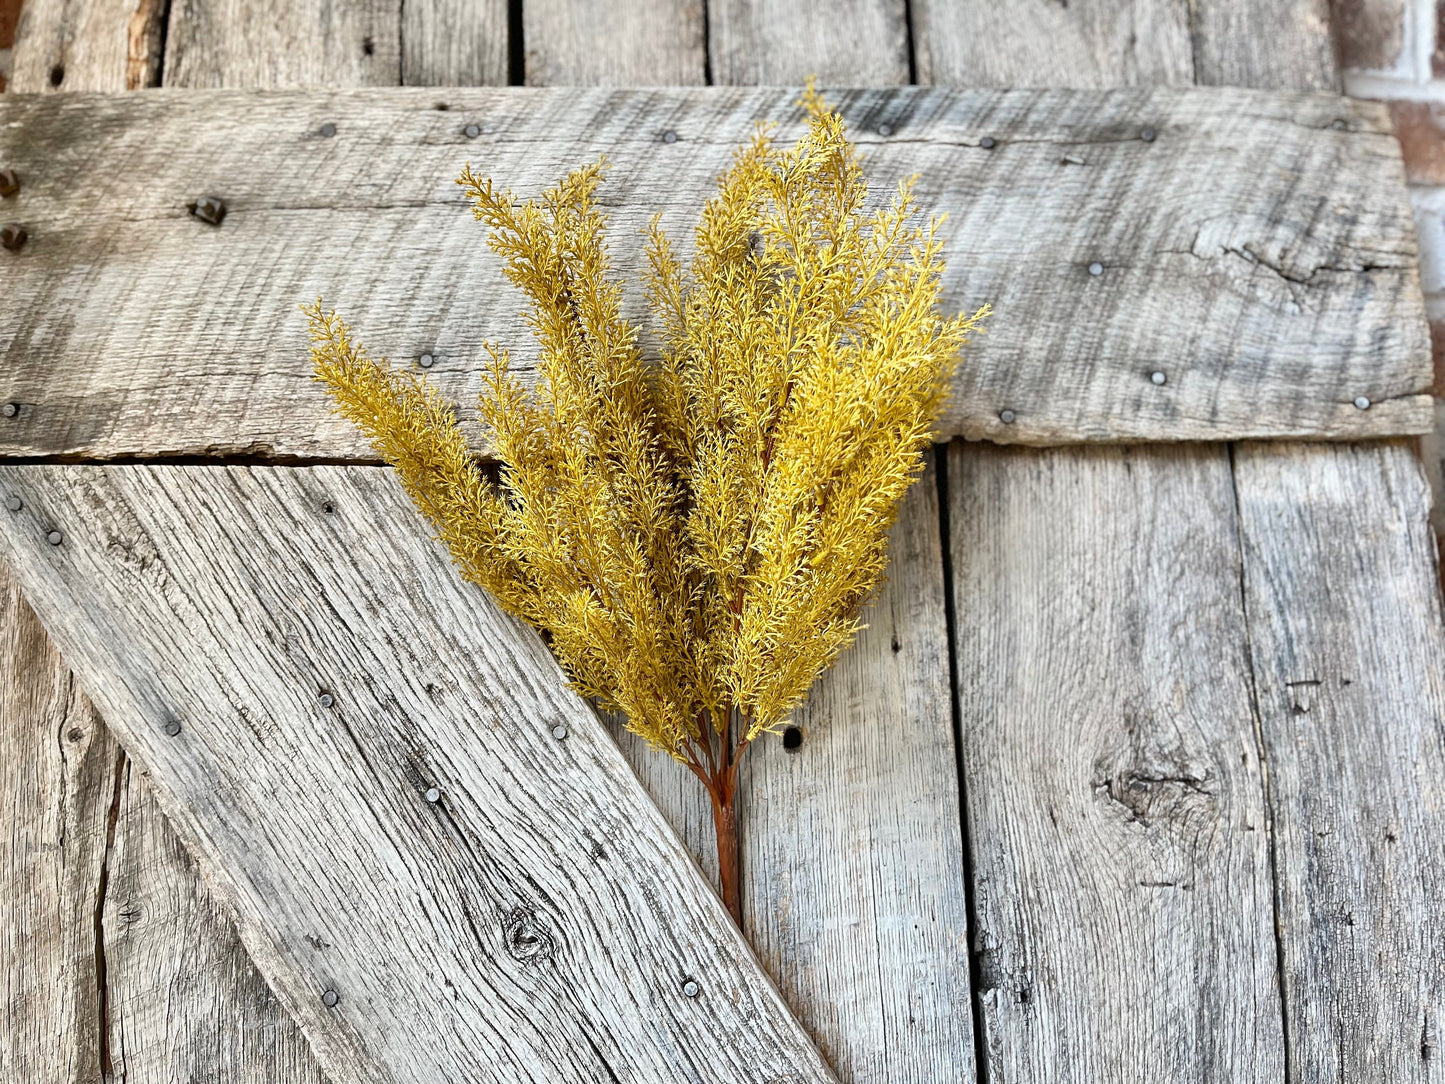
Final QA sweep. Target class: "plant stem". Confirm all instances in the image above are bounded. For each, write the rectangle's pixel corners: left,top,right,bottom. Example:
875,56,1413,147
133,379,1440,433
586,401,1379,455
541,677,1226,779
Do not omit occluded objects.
708,777,743,927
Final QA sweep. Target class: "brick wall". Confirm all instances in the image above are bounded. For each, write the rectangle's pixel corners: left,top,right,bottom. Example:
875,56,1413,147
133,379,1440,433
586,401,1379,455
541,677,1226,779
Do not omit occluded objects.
0,0,20,91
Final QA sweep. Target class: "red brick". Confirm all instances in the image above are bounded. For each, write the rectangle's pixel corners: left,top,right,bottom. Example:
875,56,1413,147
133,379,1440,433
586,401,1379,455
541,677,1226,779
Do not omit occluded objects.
1431,319,1445,397
1388,102,1445,185
0,0,20,51
1336,0,1405,71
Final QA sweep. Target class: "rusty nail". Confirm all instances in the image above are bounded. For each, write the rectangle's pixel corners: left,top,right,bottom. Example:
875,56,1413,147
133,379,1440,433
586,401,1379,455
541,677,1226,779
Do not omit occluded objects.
5,496,20,512
999,409,1017,425
1140,127,1157,143
2,402,18,418
1353,396,1371,410
320,122,337,137
682,979,700,998
552,724,568,740
979,136,997,150
1151,371,1167,385
164,719,182,737
0,170,18,197
419,353,435,369
662,130,678,144
464,124,481,139
191,197,226,226
2,224,27,251
318,692,334,708
425,787,441,803
46,530,62,546
322,989,340,1007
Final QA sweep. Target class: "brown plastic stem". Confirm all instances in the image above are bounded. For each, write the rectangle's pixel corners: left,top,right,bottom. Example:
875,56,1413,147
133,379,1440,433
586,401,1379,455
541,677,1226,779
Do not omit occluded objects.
709,780,743,928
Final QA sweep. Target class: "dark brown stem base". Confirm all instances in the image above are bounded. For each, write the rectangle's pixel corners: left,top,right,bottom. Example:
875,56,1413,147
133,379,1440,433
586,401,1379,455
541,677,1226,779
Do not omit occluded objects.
708,783,743,928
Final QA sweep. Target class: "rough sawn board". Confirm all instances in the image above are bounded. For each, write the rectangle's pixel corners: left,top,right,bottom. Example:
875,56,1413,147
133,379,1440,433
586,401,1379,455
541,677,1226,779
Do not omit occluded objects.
0,85,1428,460
0,464,837,1084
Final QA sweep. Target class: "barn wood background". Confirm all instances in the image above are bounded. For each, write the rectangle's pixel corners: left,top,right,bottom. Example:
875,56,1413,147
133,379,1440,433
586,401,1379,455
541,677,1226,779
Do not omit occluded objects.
2,0,1444,1082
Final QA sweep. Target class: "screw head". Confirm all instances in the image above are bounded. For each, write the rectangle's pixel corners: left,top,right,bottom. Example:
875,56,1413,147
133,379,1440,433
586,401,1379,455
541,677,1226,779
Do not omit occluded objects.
682,979,700,998
1332,118,1346,131
163,719,182,737
979,136,997,150
552,724,568,740
1088,262,1104,276
320,122,337,137
1150,370,1167,385
321,989,340,1008
425,787,441,804
0,170,18,198
318,692,334,708
1139,127,1157,143
191,197,226,226
418,353,434,369
662,130,678,144
999,409,1017,425
2,402,18,418
464,124,481,139
1353,395,1371,410
877,123,893,137
5,496,20,512
1,224,28,251
46,530,62,546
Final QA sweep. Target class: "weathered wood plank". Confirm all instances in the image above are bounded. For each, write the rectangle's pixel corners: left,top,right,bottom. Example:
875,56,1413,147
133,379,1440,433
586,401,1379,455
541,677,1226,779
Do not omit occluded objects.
947,442,1286,1080
402,0,508,86
523,0,705,85
1190,0,1338,92
707,0,908,85
160,0,399,88
911,0,1192,89
9,0,165,91
0,86,1427,457
0,463,837,1084
742,457,975,1083
1234,441,1445,1079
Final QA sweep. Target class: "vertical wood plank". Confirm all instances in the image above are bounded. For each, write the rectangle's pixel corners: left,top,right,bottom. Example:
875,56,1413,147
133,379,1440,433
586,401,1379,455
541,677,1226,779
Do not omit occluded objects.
523,0,706,85
1234,441,1445,1079
10,0,165,91
1189,0,1338,91
707,0,909,85
911,0,1192,89
401,0,508,86
161,0,399,88
947,443,1286,1081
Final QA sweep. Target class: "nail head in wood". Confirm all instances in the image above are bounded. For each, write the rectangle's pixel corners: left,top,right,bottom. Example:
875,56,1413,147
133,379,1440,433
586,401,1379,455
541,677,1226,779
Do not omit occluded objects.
190,197,226,226
322,989,340,1007
1151,371,1167,385
1332,118,1346,130
682,979,700,998
877,123,893,137
425,787,441,804
0,170,18,197
320,122,337,138
1,402,17,418
1353,396,1371,410
979,136,996,149
999,409,1017,424
1,224,27,251
418,353,434,369
1088,262,1104,276
552,724,568,740
5,496,20,512
318,692,334,708
464,124,481,139
1139,127,1157,143
163,719,182,737
46,530,62,546
662,130,678,144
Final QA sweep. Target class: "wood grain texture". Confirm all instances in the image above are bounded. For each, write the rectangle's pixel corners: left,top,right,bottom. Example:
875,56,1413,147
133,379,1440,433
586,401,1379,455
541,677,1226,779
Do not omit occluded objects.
402,0,508,86
160,0,399,88
1234,441,1445,1079
0,85,1428,459
0,463,837,1084
947,442,1286,1081
742,457,975,1084
911,0,1193,89
9,0,165,90
523,0,705,85
1190,0,1339,91
707,0,908,85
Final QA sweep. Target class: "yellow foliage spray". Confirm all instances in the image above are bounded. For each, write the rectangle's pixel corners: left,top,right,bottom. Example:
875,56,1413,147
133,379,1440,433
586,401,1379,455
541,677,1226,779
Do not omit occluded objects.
305,86,987,927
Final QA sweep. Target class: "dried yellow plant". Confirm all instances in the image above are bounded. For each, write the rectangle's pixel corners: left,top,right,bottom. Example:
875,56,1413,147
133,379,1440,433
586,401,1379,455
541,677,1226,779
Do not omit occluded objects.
305,87,987,925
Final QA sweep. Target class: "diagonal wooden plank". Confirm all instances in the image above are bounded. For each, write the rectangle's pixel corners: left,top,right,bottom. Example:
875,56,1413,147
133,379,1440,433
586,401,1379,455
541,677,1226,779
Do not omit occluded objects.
0,463,837,1084
946,443,1286,1080
0,85,1428,459
1234,441,1445,1078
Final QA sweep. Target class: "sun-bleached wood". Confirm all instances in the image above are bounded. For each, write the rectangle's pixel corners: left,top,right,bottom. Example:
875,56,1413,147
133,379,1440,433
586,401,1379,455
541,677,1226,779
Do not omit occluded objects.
402,0,508,86
1190,0,1338,92
0,463,836,1084
9,0,164,90
1234,441,1445,1078
160,0,399,88
947,442,1286,1080
707,0,908,85
0,86,1427,459
524,0,705,85
742,458,975,1084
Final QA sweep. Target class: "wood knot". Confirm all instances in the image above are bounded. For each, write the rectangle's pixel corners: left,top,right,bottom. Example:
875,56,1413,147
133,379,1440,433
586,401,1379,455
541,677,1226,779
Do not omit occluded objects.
502,905,555,964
